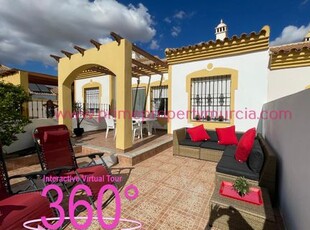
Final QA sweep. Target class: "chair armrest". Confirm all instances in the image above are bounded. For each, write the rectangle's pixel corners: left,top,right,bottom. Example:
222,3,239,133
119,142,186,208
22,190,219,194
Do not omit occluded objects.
9,170,50,181
110,166,134,173
75,152,104,160
8,166,74,181
47,166,76,175
111,166,135,170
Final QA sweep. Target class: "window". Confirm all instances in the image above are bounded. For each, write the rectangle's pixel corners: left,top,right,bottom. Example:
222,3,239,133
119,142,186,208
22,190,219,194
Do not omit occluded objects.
132,87,146,117
84,87,99,115
191,75,231,121
151,85,168,116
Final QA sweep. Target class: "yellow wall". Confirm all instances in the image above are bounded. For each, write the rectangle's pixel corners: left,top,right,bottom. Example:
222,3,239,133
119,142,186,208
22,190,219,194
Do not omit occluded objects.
1,71,29,92
58,39,133,150
186,64,238,130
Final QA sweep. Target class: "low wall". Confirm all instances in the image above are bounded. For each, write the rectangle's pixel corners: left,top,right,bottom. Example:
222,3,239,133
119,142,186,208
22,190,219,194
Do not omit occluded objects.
72,116,107,132
262,89,310,229
3,119,58,154
3,117,108,154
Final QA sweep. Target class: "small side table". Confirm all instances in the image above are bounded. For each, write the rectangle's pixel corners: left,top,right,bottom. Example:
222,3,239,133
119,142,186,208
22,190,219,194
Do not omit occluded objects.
208,182,275,230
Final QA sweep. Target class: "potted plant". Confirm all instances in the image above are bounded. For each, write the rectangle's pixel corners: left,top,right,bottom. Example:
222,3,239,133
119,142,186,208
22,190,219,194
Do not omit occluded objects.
73,102,84,137
233,177,250,197
194,115,200,121
218,115,224,122
206,115,211,121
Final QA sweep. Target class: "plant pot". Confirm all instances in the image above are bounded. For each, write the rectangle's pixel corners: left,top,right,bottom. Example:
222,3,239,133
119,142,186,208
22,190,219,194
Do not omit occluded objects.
74,128,84,137
238,192,246,197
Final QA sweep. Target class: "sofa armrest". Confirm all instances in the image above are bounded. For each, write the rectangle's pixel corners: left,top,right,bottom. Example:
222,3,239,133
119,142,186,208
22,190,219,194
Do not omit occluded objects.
173,127,186,155
257,133,277,204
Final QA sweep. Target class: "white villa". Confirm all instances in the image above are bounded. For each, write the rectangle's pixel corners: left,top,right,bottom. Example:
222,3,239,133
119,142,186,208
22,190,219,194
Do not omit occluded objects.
73,20,310,133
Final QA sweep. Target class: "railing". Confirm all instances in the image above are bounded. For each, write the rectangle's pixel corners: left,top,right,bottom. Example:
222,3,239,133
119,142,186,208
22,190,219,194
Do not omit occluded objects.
28,100,58,119
27,100,110,119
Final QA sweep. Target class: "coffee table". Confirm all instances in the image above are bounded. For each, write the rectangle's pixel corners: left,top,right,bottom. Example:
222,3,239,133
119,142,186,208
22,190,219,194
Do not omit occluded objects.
208,181,275,230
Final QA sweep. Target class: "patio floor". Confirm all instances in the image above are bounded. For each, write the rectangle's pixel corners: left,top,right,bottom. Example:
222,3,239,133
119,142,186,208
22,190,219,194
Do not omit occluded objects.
64,147,284,230
7,131,284,229
74,129,168,154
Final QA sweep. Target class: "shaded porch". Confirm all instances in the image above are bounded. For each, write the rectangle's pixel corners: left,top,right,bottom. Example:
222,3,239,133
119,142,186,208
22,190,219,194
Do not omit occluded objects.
51,32,169,151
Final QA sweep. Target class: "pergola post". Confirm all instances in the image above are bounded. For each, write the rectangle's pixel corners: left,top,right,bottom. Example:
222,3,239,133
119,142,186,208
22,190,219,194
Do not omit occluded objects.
115,39,133,150
58,79,73,131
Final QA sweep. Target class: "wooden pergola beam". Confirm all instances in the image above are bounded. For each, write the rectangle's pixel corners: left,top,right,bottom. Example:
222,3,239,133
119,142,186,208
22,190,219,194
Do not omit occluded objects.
132,66,149,76
90,39,102,50
132,59,162,75
132,46,167,67
87,66,115,76
74,45,86,55
110,32,121,45
50,55,61,62
110,32,168,68
61,50,73,59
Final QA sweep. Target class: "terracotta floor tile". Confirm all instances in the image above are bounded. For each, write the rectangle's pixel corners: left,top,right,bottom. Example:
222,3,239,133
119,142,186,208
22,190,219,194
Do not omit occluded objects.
9,144,281,230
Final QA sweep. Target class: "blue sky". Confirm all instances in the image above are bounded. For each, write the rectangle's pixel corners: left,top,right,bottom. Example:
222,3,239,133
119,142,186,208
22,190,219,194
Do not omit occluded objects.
0,0,309,76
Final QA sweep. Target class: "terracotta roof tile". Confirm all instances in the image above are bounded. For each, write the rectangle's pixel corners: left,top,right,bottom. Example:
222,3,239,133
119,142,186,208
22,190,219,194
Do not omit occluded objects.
270,42,310,54
0,65,18,76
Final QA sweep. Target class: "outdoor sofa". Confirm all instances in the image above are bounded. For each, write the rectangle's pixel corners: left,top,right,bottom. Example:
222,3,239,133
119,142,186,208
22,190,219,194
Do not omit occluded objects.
173,128,277,203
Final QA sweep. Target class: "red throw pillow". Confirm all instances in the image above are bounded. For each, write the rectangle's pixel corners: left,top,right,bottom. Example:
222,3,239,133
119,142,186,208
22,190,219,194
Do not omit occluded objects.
215,125,238,145
235,128,256,162
186,125,210,142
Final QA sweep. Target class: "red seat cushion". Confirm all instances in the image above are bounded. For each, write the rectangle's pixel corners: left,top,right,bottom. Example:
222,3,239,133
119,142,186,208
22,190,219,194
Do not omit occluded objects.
44,130,70,142
235,128,256,162
42,130,75,169
215,125,238,145
186,125,210,142
0,192,54,230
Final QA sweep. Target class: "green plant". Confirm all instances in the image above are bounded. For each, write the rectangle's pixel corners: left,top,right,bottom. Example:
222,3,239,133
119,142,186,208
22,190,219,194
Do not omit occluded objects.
73,102,84,129
218,115,224,121
0,82,30,146
194,115,200,121
233,177,250,197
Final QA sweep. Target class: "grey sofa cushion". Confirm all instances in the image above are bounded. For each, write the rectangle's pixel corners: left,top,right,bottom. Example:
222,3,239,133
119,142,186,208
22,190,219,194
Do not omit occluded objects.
185,128,191,139
248,140,264,173
207,130,218,142
216,155,260,181
236,132,244,141
200,141,226,151
179,139,203,147
222,145,236,158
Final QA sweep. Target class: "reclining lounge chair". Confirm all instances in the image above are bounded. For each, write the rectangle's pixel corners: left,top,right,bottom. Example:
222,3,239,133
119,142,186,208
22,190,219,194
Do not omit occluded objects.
0,142,54,230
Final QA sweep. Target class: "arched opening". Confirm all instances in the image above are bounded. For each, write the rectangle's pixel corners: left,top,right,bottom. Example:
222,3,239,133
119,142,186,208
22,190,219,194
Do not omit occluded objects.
58,39,133,150
54,34,168,151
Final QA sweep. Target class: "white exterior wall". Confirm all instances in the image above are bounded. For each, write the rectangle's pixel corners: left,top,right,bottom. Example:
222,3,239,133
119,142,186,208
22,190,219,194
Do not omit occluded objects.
268,66,310,101
75,75,110,105
262,89,310,229
3,119,58,154
170,50,269,132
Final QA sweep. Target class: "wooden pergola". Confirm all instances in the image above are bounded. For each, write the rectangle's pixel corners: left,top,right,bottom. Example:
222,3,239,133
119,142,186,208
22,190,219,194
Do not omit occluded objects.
50,32,168,78
51,32,168,151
